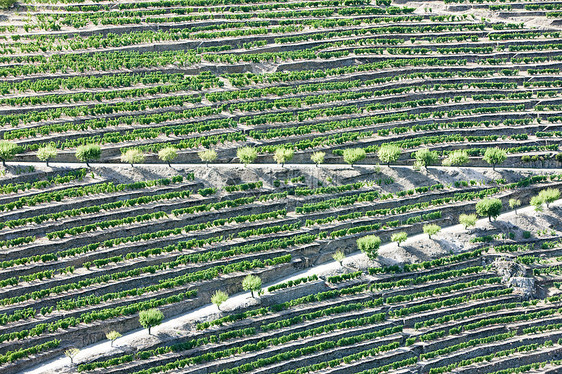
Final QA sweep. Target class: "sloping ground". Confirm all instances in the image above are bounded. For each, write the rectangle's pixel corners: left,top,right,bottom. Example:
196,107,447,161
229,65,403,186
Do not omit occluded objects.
2,0,562,372
0,163,556,373
37,194,562,374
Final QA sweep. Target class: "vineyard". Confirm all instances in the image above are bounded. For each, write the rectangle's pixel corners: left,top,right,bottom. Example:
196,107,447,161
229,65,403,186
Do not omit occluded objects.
1,0,562,372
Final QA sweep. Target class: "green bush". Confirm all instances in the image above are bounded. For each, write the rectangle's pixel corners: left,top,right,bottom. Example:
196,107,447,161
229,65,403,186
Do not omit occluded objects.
483,147,507,169
442,149,469,166
0,141,20,167
237,147,257,166
343,148,366,166
357,235,381,260
391,232,407,246
159,147,178,166
76,144,101,166
139,309,164,335
242,275,262,298
377,144,401,165
476,198,502,221
414,148,439,169
120,149,145,166
423,224,441,239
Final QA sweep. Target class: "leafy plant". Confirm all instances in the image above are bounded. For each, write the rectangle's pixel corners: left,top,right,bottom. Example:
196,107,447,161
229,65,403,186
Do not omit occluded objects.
242,275,262,298
333,250,345,266
0,141,20,167
65,348,80,365
211,290,228,311
483,147,507,170
311,151,325,166
273,148,294,167
198,149,217,165
106,331,121,347
414,148,439,169
139,309,164,335
459,213,477,229
509,198,521,214
36,145,58,166
476,198,503,221
76,144,101,167
120,149,145,166
377,144,401,166
158,147,178,167
237,147,257,167
423,224,441,239
343,148,366,166
391,232,407,246
357,235,381,260
442,149,469,166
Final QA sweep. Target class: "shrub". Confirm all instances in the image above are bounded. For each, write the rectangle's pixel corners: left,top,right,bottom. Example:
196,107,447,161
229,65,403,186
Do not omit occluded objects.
139,309,164,335
237,147,257,167
211,290,228,311
121,149,145,166
65,348,79,364
333,250,345,266
76,144,101,167
442,150,469,166
509,198,521,214
483,147,507,170
377,144,401,166
198,149,217,165
242,275,262,298
357,235,381,260
476,198,503,221
343,148,366,166
423,224,441,239
539,188,560,208
414,148,439,169
158,147,178,166
391,232,408,247
311,151,325,166
0,141,20,167
36,145,58,166
273,148,294,167
106,331,121,347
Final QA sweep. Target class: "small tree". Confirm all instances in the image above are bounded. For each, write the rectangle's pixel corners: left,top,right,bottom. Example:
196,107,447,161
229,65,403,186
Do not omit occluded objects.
237,147,257,167
273,148,294,167
423,224,441,239
106,331,121,347
483,147,507,170
476,198,503,222
139,308,164,335
343,148,366,167
414,148,439,169
242,275,262,298
531,195,544,212
377,144,401,166
509,198,521,214
459,213,477,230
121,149,145,166
211,290,228,311
0,141,20,167
357,235,381,260
311,151,325,167
65,348,80,365
198,149,217,165
538,188,560,208
37,145,58,166
158,147,178,167
76,144,101,167
442,150,469,166
332,250,345,266
391,232,407,247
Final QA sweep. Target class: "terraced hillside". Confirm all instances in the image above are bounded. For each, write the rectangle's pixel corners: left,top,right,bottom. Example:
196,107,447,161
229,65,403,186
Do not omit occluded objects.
2,0,562,372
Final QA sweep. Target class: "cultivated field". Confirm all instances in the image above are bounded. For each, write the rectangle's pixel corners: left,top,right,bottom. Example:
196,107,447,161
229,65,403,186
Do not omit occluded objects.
1,0,562,373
